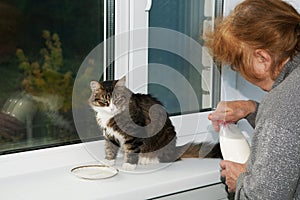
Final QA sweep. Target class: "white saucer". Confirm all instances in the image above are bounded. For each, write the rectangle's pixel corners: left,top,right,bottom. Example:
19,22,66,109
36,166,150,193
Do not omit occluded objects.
71,165,118,180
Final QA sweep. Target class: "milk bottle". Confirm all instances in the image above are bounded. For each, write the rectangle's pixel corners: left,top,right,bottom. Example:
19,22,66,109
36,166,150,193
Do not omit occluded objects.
219,123,250,163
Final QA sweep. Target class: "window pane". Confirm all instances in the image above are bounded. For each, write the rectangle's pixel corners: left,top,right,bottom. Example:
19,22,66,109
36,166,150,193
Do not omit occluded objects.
0,0,104,154
148,0,218,115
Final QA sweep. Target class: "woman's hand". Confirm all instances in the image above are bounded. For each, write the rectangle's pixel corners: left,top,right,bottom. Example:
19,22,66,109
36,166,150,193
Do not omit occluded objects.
220,160,247,192
208,100,257,132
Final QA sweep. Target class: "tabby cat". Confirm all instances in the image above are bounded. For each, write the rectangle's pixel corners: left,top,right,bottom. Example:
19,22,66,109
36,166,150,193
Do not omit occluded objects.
89,76,221,170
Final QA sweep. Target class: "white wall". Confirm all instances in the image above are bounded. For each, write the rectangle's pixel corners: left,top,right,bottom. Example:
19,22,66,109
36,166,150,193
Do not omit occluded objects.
287,0,300,11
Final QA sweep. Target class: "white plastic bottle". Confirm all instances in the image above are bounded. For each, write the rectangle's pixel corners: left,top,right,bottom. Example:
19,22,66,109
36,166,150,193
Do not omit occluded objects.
219,123,250,163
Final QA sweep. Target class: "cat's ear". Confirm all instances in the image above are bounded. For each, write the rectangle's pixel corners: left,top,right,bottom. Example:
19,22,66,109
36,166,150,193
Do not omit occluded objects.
90,81,101,91
116,76,126,87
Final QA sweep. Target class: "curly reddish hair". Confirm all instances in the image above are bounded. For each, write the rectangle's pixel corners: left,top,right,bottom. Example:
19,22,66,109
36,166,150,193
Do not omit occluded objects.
205,0,300,81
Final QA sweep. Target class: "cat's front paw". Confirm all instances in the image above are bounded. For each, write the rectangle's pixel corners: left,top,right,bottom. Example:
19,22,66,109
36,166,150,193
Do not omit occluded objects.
122,163,137,171
103,159,116,166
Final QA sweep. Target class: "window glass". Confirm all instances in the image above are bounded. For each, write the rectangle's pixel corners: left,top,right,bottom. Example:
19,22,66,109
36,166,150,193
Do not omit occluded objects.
148,0,219,115
0,0,104,154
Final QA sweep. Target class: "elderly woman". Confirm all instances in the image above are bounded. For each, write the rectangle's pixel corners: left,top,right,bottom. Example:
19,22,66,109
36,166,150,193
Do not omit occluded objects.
205,0,300,199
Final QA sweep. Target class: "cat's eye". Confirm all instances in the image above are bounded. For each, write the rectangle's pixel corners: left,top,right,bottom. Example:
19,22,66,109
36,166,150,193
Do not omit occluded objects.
101,99,109,104
93,98,109,105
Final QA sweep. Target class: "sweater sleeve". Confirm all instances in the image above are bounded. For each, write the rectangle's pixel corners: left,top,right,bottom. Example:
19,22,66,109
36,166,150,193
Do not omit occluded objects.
244,101,259,128
234,121,300,199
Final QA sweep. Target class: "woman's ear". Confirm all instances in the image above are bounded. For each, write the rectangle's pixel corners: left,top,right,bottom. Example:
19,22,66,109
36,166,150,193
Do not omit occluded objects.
254,49,272,72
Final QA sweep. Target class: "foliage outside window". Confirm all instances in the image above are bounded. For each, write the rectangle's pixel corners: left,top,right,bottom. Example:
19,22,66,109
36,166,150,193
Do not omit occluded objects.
0,0,104,154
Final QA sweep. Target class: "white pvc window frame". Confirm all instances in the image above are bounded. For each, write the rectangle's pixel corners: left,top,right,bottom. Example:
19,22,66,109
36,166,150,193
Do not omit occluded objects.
114,0,221,138
0,0,226,167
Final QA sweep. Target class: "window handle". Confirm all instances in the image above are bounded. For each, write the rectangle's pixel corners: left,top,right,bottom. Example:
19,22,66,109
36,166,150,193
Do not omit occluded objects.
145,0,152,12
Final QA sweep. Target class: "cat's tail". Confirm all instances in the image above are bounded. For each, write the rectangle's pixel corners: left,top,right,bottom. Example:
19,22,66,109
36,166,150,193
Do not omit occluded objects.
177,142,222,159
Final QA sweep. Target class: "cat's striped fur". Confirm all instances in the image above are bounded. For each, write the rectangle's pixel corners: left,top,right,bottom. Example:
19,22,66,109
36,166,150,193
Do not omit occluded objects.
89,77,221,170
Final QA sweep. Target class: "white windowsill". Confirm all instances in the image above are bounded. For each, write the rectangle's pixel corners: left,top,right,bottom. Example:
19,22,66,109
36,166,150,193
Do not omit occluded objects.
0,138,222,200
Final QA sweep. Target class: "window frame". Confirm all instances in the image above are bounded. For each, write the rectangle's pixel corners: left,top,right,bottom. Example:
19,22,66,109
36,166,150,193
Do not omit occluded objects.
114,0,223,136
0,0,224,170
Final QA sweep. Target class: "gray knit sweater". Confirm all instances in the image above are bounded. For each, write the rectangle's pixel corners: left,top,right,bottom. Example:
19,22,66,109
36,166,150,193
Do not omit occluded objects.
235,53,300,200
